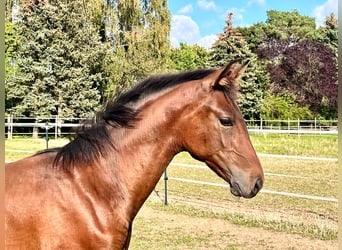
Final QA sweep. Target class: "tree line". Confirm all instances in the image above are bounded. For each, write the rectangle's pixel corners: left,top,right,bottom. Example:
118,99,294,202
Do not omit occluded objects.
5,1,338,121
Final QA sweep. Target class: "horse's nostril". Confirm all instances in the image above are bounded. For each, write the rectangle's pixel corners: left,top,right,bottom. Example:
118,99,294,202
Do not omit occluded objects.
254,177,263,192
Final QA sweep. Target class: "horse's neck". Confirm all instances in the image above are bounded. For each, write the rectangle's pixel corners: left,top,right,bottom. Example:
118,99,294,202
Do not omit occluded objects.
114,125,180,215
112,84,196,217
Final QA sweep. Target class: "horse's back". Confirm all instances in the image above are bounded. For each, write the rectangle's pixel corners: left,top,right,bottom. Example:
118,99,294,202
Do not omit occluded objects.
5,153,127,249
5,153,67,248
6,153,59,200
6,153,58,205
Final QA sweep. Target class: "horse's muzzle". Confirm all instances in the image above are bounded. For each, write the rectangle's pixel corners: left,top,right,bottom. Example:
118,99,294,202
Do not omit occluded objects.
230,177,263,198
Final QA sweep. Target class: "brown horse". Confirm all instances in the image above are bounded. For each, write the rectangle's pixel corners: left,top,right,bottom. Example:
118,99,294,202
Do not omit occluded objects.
5,59,264,249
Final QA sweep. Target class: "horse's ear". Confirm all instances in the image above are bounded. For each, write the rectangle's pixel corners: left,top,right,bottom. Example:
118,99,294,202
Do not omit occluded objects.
204,58,248,89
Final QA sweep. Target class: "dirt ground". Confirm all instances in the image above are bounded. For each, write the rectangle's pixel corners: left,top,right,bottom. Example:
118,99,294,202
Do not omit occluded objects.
133,199,338,250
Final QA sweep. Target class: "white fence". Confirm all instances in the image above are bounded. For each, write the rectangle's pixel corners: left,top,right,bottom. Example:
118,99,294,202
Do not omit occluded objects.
4,116,338,139
4,116,338,204
5,148,338,203
246,119,338,135
5,116,83,139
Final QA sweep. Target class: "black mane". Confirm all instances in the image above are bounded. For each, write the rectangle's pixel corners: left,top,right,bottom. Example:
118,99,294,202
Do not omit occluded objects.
53,68,216,170
100,69,216,127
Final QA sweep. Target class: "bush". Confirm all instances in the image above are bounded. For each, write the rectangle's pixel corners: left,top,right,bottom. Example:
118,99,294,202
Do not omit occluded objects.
261,93,313,120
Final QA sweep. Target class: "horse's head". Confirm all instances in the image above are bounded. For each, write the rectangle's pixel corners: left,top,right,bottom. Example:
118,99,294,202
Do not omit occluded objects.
181,59,264,198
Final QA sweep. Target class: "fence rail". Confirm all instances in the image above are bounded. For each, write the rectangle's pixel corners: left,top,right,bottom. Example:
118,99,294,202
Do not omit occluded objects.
166,160,337,204
5,118,338,205
167,176,338,203
5,147,337,204
246,118,338,130
4,116,338,139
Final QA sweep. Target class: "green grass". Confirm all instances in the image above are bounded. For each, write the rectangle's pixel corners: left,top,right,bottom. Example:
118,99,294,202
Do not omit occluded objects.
128,197,337,250
169,153,337,198
250,134,338,158
163,149,338,223
152,134,338,241
5,137,69,161
144,200,337,241
5,134,337,161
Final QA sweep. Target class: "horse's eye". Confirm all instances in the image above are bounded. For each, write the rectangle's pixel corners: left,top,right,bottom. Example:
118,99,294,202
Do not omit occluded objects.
219,117,233,126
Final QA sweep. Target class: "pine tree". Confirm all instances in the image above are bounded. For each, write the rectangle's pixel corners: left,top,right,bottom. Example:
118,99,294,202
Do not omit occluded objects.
5,21,21,112
317,13,338,60
209,12,269,120
6,0,108,119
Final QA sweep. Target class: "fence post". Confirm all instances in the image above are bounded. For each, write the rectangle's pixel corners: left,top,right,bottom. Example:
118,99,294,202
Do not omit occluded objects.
7,114,13,140
297,118,300,136
55,115,58,140
45,122,49,149
164,170,168,205
260,118,263,131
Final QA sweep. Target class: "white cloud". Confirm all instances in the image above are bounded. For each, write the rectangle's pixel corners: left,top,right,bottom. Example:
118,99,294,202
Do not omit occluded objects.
196,35,218,49
170,15,201,47
313,0,338,26
197,0,217,11
247,0,266,7
226,8,245,22
170,15,217,49
178,4,193,15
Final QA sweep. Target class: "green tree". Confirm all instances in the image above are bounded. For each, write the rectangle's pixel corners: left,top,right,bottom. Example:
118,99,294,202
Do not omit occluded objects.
104,0,171,98
5,0,23,22
81,0,115,42
260,40,337,119
317,13,338,59
103,28,158,97
5,21,21,112
239,10,338,119
209,12,269,120
265,9,316,40
6,0,107,119
238,10,316,52
143,0,171,68
170,43,209,71
261,93,313,120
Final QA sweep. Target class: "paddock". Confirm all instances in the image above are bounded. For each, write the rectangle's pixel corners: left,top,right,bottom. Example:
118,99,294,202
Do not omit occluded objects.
5,131,338,249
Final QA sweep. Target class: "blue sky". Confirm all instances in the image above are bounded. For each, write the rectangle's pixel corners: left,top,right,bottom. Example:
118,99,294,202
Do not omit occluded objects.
168,0,338,48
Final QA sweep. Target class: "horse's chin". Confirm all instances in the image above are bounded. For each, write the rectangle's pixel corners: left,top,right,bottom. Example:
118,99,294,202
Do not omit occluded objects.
205,160,260,199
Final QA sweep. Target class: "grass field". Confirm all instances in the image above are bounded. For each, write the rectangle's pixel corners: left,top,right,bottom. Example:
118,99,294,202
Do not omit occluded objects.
5,133,338,248
250,133,338,158
156,152,337,239
5,133,338,161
